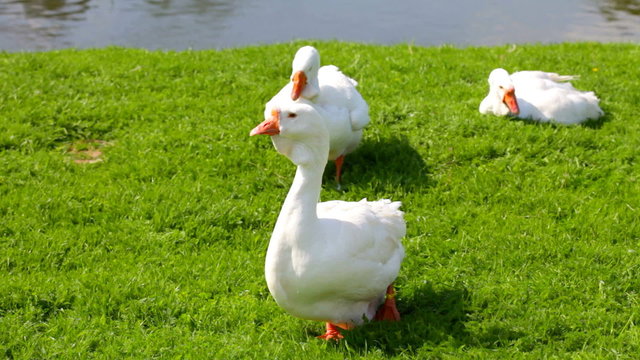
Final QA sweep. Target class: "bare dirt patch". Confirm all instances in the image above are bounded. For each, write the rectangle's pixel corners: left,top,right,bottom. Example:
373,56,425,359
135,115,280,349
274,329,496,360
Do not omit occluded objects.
66,139,112,164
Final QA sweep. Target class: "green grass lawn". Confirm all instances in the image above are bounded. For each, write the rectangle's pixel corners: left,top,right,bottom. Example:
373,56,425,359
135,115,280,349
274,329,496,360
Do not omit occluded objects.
1,42,639,359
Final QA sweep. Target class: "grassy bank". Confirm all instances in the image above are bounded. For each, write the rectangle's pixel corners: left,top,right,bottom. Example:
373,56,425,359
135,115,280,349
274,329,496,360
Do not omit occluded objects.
1,42,639,359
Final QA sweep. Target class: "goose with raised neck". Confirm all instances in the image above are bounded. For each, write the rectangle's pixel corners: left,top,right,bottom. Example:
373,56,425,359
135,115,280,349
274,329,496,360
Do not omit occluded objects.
250,100,405,340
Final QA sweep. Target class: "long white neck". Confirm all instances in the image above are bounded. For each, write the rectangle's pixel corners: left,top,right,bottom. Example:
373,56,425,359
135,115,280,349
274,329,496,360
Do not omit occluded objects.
271,137,328,248
274,163,323,236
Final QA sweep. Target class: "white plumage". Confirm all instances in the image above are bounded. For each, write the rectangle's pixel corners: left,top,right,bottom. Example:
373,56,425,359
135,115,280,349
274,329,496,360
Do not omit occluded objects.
479,68,604,125
250,100,405,340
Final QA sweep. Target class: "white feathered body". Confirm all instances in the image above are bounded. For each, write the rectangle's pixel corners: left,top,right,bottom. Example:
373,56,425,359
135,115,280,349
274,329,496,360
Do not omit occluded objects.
265,198,405,325
510,71,602,124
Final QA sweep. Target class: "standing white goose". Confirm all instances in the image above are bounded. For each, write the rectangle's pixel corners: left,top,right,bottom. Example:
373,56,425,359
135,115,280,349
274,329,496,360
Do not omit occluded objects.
479,68,603,125
265,46,370,185
250,100,405,341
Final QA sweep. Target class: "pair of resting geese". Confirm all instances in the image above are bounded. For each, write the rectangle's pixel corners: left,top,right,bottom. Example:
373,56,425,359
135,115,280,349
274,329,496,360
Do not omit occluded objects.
249,46,604,340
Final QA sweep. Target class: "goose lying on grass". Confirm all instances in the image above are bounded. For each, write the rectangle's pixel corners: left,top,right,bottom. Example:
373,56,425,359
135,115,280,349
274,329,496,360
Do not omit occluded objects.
265,46,369,185
250,99,405,341
479,68,603,125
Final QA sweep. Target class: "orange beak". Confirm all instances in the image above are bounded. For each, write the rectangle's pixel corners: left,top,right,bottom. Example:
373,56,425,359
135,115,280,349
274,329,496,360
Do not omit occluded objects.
250,109,280,136
503,88,520,115
291,71,307,100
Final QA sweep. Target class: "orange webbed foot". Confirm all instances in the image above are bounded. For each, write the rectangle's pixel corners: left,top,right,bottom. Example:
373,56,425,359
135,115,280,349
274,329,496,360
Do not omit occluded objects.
317,323,344,341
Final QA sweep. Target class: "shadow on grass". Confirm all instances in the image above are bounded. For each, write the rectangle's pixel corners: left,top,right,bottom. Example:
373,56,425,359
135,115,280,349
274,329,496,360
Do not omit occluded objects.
338,282,525,356
338,283,472,355
324,135,432,192
506,111,611,129
581,111,611,129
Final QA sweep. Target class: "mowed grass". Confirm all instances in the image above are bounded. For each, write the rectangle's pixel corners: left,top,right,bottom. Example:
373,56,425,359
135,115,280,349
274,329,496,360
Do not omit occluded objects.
1,42,639,359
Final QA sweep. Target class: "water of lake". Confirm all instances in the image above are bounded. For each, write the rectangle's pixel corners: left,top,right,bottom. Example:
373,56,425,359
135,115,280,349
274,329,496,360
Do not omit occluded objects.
0,0,639,51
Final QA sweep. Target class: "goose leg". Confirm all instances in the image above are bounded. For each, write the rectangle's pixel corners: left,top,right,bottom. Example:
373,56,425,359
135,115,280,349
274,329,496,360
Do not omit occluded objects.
335,155,345,186
374,284,401,321
317,322,344,341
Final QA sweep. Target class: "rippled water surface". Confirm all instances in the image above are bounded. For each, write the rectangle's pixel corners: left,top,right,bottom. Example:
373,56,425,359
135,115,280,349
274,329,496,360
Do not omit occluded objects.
0,0,639,51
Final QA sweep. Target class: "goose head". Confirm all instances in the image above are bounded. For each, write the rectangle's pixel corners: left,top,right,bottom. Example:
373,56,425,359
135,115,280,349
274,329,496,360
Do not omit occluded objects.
485,68,520,116
290,46,321,101
251,100,329,166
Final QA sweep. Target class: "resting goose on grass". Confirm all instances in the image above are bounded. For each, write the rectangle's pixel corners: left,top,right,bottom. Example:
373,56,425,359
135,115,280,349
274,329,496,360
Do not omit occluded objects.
479,68,603,125
265,46,370,185
250,99,405,341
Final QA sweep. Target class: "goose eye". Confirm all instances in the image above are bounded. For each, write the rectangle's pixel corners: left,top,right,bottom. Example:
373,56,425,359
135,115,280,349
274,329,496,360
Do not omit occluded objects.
498,85,504,90
287,113,297,118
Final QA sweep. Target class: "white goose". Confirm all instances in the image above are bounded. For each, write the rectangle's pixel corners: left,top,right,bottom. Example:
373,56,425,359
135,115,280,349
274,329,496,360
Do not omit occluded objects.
479,68,604,125
265,46,370,185
250,100,405,341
